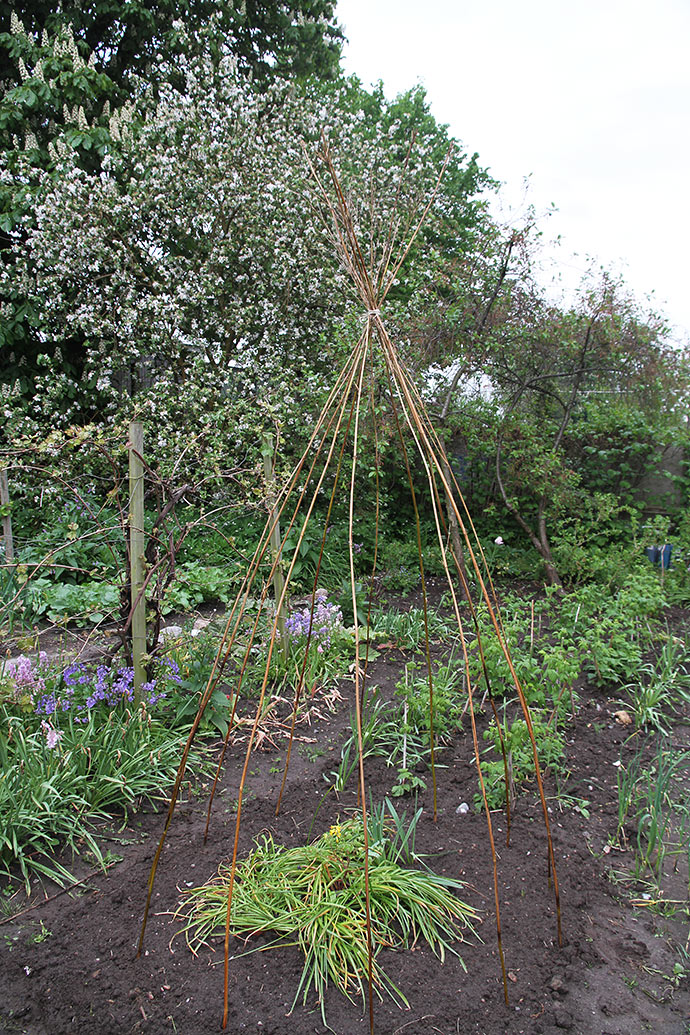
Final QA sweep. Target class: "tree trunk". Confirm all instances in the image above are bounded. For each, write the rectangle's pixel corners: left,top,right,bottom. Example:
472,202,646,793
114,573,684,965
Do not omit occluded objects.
537,505,562,589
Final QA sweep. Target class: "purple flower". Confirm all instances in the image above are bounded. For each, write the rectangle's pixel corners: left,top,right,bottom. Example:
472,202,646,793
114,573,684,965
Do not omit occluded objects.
284,591,343,652
3,654,47,697
41,721,63,749
63,663,84,687
36,693,58,716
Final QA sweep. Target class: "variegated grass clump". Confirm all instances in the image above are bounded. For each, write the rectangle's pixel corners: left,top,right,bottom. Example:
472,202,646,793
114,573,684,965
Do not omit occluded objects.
180,806,478,1023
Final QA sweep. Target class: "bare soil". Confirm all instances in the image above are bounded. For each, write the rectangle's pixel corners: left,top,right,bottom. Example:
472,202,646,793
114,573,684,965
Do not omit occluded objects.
1,591,689,1035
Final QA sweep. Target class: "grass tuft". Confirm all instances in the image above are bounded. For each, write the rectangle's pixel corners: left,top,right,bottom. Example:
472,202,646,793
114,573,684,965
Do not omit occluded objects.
181,806,479,1022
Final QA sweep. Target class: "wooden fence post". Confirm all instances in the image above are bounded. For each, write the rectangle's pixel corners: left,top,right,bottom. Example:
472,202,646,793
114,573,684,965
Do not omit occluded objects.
128,422,146,702
0,467,14,565
262,433,288,655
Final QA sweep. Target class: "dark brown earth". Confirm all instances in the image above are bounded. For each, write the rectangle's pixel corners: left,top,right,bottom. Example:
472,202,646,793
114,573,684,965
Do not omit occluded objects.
1,596,689,1035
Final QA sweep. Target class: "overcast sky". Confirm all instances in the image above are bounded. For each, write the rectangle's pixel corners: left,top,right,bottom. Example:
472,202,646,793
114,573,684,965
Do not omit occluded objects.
336,0,690,345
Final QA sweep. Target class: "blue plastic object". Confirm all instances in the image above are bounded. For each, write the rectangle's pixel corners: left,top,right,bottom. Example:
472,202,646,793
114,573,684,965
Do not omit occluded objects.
644,544,672,569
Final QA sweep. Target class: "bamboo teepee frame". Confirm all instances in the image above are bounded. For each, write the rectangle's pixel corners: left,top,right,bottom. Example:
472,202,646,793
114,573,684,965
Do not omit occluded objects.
138,136,562,1032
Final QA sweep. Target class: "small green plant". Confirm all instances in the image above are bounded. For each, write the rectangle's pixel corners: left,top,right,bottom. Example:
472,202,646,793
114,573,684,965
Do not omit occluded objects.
614,739,690,894
563,570,666,687
477,708,566,811
181,805,478,1023
330,685,406,792
391,767,427,797
395,659,465,741
468,595,579,714
368,606,451,651
164,623,236,735
623,635,690,733
27,920,52,944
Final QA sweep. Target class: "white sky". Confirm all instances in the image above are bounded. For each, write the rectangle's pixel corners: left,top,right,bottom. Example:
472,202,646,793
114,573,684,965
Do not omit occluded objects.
336,0,690,345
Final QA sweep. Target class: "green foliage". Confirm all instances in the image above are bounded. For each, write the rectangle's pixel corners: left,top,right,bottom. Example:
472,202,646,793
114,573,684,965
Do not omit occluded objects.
562,567,666,686
161,624,235,736
0,1,344,90
16,495,123,578
330,685,408,793
181,807,478,1022
25,576,120,625
376,534,446,594
332,659,466,798
622,635,690,733
368,605,452,651
281,517,350,592
468,594,580,711
478,709,566,811
395,659,465,744
0,683,208,894
162,561,241,613
615,739,690,891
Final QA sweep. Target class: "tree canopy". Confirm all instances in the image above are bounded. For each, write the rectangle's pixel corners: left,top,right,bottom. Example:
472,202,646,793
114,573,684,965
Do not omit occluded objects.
0,2,344,88
1,1,686,584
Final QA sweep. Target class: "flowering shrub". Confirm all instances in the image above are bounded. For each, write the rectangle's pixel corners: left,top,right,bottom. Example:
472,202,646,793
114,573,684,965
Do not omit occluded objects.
242,590,352,697
0,651,50,703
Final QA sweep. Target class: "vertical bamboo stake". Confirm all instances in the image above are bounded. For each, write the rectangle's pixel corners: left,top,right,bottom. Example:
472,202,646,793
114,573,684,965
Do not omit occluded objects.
0,467,14,564
129,422,146,702
262,433,287,655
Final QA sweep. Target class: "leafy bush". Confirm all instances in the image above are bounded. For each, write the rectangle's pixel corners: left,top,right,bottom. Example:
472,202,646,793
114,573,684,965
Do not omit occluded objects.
25,577,121,626
478,709,566,810
562,568,666,686
468,595,579,711
162,561,242,612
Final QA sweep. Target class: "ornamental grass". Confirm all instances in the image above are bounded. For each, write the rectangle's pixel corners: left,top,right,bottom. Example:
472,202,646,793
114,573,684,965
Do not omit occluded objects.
181,812,478,1023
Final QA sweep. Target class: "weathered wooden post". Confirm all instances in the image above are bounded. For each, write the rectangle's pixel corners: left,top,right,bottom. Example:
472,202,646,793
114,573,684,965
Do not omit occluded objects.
262,432,288,655
0,467,14,565
128,422,146,702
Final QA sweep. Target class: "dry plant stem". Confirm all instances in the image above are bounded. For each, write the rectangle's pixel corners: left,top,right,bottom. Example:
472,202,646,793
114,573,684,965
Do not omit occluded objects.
219,343,373,1028
311,140,546,992
359,351,382,712
275,369,362,814
378,146,453,299
419,456,513,841
207,344,367,836
139,347,366,952
349,320,376,1035
383,358,438,819
219,317,375,1029
383,338,562,947
392,359,506,617
381,349,510,1004
425,461,513,844
423,481,513,840
202,396,358,839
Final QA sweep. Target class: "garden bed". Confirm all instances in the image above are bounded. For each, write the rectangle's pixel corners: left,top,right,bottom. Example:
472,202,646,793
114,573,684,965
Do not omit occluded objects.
1,588,689,1035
